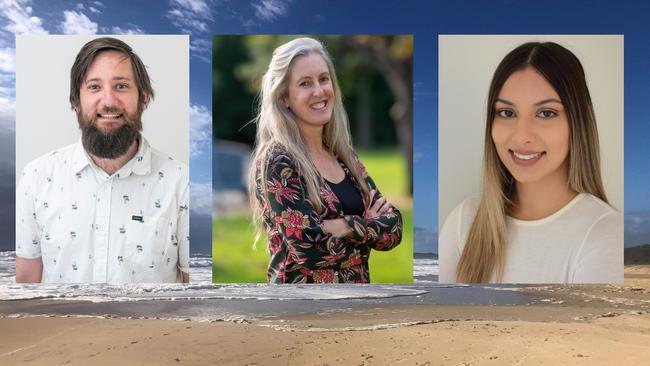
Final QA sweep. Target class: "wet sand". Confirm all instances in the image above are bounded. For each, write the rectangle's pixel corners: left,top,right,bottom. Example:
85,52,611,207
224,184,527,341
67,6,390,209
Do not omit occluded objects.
1,266,649,365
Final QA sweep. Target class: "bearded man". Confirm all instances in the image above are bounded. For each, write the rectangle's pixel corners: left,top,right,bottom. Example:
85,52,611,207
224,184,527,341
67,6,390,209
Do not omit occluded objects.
16,37,189,283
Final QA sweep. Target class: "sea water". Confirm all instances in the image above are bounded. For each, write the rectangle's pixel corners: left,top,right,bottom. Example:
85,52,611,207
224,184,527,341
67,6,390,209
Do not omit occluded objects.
0,250,437,303
0,250,538,323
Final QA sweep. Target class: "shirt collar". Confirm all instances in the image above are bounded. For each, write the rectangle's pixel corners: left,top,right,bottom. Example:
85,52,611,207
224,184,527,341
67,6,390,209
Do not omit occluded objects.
71,136,152,177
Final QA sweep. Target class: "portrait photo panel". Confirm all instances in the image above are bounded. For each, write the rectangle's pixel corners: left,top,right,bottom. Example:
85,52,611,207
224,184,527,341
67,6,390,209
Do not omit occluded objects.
15,35,190,284
212,34,413,284
438,35,623,284
16,35,189,171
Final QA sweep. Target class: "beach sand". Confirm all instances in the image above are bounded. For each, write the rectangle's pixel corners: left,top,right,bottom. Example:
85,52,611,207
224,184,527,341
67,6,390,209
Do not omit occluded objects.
1,266,649,366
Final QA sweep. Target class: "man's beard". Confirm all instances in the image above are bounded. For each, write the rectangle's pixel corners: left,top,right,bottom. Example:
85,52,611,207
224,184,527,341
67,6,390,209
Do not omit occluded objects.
77,107,143,159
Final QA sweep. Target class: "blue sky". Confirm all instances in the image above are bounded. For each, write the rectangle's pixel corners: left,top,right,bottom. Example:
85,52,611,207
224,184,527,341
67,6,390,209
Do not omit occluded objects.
1,0,649,253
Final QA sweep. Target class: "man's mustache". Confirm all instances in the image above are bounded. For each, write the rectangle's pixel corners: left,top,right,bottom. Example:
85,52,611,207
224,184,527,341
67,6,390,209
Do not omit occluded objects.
87,107,131,126
93,107,125,116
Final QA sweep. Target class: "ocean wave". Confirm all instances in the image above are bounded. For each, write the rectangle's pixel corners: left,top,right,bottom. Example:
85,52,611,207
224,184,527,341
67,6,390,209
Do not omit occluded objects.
0,251,213,285
259,319,451,332
0,251,15,284
189,254,212,267
0,251,441,284
414,258,438,276
0,283,429,302
0,251,443,303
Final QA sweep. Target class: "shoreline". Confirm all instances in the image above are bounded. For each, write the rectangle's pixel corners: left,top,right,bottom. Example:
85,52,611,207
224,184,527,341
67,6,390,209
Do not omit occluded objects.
2,313,648,365
1,266,649,365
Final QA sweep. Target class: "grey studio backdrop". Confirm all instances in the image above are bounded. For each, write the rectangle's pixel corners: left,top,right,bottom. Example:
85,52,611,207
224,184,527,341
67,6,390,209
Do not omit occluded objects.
438,35,624,231
15,35,189,179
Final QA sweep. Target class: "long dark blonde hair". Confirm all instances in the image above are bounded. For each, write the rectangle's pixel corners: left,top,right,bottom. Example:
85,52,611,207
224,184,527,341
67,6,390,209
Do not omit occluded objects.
248,37,370,245
456,42,608,283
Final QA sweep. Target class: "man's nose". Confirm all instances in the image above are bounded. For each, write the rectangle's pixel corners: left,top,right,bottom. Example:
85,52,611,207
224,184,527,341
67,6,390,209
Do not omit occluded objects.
101,88,118,107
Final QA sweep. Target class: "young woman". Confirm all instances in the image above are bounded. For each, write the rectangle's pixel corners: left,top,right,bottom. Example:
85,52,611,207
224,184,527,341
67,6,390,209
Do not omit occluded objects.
439,42,623,284
249,37,403,284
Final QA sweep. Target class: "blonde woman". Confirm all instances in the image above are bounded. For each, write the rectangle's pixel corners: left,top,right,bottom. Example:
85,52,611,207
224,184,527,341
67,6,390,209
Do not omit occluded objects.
249,37,403,284
439,42,623,284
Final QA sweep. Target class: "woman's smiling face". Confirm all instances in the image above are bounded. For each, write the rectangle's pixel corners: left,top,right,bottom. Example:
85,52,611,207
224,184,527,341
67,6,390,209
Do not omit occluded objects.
284,53,334,131
491,67,570,187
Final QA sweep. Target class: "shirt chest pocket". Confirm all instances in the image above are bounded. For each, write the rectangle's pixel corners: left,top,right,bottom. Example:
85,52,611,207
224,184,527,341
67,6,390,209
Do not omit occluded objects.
124,215,176,269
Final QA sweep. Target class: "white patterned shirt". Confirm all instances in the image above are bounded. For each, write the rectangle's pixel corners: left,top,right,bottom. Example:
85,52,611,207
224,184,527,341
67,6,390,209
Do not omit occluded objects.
16,137,190,283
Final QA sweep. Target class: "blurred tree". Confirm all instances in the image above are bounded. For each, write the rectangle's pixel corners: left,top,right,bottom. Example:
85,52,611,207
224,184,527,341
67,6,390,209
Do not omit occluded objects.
212,35,413,193
212,36,256,142
343,35,413,194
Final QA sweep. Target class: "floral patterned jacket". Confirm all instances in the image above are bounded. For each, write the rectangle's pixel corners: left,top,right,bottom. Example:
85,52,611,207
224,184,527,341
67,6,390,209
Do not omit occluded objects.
255,145,403,284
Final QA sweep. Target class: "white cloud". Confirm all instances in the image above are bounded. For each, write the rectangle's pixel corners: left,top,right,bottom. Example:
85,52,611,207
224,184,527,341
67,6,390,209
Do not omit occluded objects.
190,182,212,215
190,104,211,158
93,1,104,7
413,150,424,163
89,6,100,14
190,38,211,63
253,0,290,21
626,212,650,234
624,211,650,246
241,17,257,31
0,0,48,35
0,95,15,129
0,47,15,128
166,0,213,34
76,3,85,10
110,25,144,34
173,0,210,14
60,10,97,34
413,81,433,98
168,8,183,18
0,47,14,73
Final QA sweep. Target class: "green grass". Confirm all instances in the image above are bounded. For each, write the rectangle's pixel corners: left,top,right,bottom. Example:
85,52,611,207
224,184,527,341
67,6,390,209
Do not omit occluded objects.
212,208,413,283
369,208,413,283
212,149,413,283
356,149,407,199
212,215,268,283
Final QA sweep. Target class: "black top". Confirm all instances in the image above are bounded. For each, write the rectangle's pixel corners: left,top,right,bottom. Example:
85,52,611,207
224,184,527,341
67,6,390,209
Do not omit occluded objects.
326,174,365,216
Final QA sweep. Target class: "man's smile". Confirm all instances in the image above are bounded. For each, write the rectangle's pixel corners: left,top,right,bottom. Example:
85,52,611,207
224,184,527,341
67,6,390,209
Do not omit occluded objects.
97,113,122,119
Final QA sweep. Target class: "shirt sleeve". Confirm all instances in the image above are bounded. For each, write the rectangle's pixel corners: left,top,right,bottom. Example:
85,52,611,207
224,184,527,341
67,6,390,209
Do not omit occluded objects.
438,201,466,283
176,174,190,276
341,164,403,251
16,166,42,259
572,212,624,284
261,150,362,277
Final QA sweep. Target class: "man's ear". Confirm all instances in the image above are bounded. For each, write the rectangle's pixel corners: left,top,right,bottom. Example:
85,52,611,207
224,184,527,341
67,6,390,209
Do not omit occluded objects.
142,92,151,108
141,92,151,110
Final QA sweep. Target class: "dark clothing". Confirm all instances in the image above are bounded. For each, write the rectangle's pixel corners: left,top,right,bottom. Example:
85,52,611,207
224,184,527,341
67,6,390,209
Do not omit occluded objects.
325,174,365,216
255,145,403,284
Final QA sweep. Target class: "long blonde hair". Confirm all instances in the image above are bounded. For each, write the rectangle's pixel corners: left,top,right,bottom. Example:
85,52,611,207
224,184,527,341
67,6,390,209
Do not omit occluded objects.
248,37,369,244
456,42,608,283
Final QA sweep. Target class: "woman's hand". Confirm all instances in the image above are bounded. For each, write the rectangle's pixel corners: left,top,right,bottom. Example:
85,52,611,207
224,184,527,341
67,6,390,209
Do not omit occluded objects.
321,191,393,237
321,218,353,237
365,190,393,219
